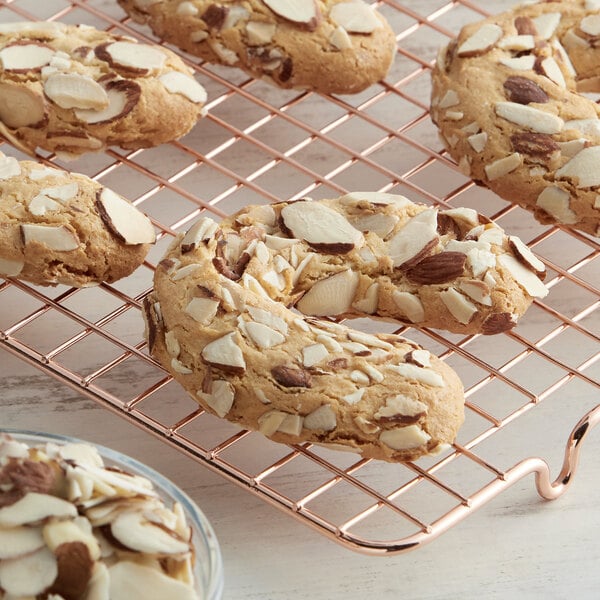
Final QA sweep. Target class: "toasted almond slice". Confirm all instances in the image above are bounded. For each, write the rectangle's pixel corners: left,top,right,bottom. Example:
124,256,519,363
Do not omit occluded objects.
497,254,549,298
555,146,600,188
75,80,141,124
303,405,337,431
0,43,54,71
110,510,190,555
108,561,197,600
440,287,478,324
349,213,398,238
199,379,235,417
457,23,502,56
246,20,277,45
392,291,425,323
329,1,382,33
201,332,246,373
44,73,109,110
0,154,22,180
495,102,564,134
0,82,46,128
536,185,578,224
96,187,156,245
0,493,77,527
21,224,79,251
244,321,285,348
281,201,363,253
0,256,25,276
379,425,430,450
532,12,561,38
96,41,166,72
185,297,220,325
0,526,45,559
0,547,58,597
28,194,61,215
159,71,207,104
262,0,320,30
296,269,359,316
508,236,545,277
386,208,439,268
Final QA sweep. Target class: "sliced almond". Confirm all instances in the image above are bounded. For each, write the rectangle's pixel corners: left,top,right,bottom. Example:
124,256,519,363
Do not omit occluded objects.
532,12,561,39
499,55,536,70
95,41,166,73
329,1,382,34
329,25,352,50
0,43,54,72
44,73,109,110
245,21,277,45
580,14,600,36
246,306,288,335
21,224,79,251
352,281,379,314
0,256,25,276
245,321,285,348
536,186,577,224
303,405,336,431
199,379,235,417
0,546,58,597
296,269,359,316
0,82,45,128
108,561,198,600
28,194,61,215
75,80,141,124
185,297,220,325
302,343,329,367
349,213,398,238
0,526,45,559
41,182,79,202
262,0,320,30
457,279,492,306
43,520,101,561
495,102,563,134
508,236,545,278
379,425,430,450
497,254,549,298
201,332,246,373
439,287,478,324
540,57,566,88
180,218,219,253
0,493,77,527
374,394,427,422
497,34,535,51
386,208,439,268
457,23,503,56
467,131,488,153
159,71,207,104
96,187,155,245
392,291,425,323
484,152,522,181
0,154,21,180
280,201,363,254
555,146,600,188
339,192,412,207
110,510,190,555
387,363,444,387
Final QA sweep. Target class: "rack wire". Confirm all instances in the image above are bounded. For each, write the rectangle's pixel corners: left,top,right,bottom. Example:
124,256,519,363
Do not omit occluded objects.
0,0,599,555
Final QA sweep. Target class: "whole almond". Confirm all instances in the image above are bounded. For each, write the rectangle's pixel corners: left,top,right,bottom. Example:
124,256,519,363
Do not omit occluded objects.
510,132,559,161
405,251,466,284
503,76,549,104
481,312,516,335
271,365,312,388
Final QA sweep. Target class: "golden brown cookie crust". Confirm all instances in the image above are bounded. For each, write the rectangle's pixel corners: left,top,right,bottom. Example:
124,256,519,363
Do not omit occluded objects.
0,21,207,157
431,0,600,237
118,0,396,94
0,154,155,286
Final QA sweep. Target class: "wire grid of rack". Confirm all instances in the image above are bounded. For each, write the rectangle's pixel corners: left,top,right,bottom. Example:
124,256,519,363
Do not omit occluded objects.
0,0,599,556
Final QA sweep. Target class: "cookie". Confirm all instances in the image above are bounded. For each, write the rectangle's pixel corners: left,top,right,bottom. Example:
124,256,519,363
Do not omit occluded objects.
117,0,396,95
144,216,465,463
431,0,600,237
217,193,548,335
0,153,155,287
0,21,207,158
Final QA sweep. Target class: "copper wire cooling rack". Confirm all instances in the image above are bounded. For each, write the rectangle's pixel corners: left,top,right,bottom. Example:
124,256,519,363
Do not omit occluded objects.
0,0,599,555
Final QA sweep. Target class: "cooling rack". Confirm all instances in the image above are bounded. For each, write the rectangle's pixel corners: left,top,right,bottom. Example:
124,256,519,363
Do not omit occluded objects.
0,0,599,556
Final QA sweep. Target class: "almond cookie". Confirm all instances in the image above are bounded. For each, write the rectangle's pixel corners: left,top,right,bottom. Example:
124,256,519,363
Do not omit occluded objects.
0,153,155,287
144,217,465,462
117,0,396,95
431,0,600,237
215,193,548,335
0,21,207,158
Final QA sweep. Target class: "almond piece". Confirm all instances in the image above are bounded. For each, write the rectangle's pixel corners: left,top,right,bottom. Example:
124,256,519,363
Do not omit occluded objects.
495,102,563,134
201,332,246,373
536,186,578,224
95,42,166,73
21,224,79,251
159,71,207,104
180,218,219,253
44,73,109,110
96,187,155,245
386,208,439,268
499,55,536,70
439,287,478,324
0,256,25,276
457,23,503,56
503,76,549,105
329,1,382,34
374,394,427,423
303,405,336,431
457,279,492,306
296,269,359,316
405,251,466,284
0,547,58,597
280,201,363,253
262,0,320,31
0,83,46,128
484,153,522,181
75,80,141,124
392,291,425,323
379,425,430,450
28,194,61,215
329,25,353,50
349,213,398,238
302,343,329,367
555,146,600,188
531,12,561,39
508,236,545,278
0,43,54,72
271,365,312,388
497,254,549,298
0,154,21,180
246,21,277,45
0,493,77,527
199,379,235,417
245,321,285,348
185,297,220,325
0,526,45,559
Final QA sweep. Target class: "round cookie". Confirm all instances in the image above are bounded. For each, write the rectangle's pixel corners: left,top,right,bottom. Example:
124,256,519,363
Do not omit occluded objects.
431,0,600,237
117,0,396,95
0,153,155,287
144,217,465,463
217,193,548,335
0,21,207,158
